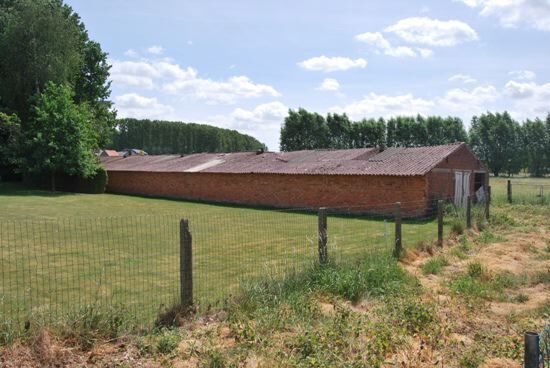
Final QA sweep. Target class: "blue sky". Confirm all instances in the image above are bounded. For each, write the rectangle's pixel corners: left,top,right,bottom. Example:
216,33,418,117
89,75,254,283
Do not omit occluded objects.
70,0,550,150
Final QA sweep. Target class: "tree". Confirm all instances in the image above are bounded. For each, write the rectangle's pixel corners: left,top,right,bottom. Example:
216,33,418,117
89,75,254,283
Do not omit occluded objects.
469,112,522,177
0,0,115,143
280,109,329,151
351,118,385,148
22,82,98,190
114,119,266,154
523,118,549,177
326,113,352,149
0,112,21,168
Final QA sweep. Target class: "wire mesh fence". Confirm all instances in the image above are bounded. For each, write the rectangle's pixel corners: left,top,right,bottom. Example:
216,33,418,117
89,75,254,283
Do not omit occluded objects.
0,215,181,330
0,196,486,336
492,181,550,206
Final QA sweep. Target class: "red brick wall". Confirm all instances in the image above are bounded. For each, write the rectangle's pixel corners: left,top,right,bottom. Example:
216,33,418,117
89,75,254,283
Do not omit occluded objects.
427,145,487,201
106,171,428,215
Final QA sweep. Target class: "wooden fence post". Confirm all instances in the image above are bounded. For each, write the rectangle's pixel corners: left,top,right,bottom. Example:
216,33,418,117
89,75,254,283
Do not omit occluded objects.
507,180,512,203
393,202,402,259
318,207,328,265
180,219,193,307
486,186,491,220
466,195,472,229
437,200,443,247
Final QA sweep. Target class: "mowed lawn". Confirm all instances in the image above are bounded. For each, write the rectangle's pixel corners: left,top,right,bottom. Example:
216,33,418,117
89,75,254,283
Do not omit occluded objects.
0,183,441,325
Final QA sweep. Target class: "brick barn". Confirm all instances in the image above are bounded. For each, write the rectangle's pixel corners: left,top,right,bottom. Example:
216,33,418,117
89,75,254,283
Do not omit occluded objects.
101,142,488,216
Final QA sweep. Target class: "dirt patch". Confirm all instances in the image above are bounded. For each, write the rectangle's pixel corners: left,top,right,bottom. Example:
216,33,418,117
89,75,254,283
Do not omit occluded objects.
480,357,520,368
490,284,550,316
476,231,549,275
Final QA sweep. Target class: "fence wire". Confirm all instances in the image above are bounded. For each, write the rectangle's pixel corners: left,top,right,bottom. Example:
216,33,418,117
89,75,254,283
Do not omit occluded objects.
0,196,485,335
492,182,550,206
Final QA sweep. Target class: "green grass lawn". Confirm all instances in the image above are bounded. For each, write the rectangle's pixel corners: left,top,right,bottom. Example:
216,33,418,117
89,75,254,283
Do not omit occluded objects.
490,176,550,205
1,182,442,328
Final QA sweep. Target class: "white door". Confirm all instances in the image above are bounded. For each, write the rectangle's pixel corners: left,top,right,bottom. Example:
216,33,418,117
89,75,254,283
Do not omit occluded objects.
454,171,471,207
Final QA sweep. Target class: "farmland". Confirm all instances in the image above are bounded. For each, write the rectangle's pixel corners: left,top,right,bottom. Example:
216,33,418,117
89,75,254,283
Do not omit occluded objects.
0,177,548,367
0,182,441,327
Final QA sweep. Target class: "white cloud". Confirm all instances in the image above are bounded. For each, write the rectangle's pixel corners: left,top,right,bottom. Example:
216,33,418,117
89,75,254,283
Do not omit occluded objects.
147,45,165,55
355,32,392,49
437,85,499,114
503,79,550,118
417,48,434,58
163,76,280,104
317,78,341,92
385,17,478,46
508,70,536,81
458,0,550,31
355,32,431,58
384,45,418,58
124,49,138,58
297,56,367,72
114,93,174,119
449,74,478,84
330,93,434,119
212,102,289,150
110,58,279,104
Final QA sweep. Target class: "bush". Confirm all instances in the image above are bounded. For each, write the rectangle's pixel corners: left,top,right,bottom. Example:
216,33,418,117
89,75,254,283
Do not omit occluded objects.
421,256,449,275
155,328,180,355
451,219,465,235
23,167,108,194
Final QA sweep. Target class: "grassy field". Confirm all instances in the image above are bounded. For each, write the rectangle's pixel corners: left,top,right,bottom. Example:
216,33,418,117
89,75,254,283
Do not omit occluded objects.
490,176,550,204
0,180,548,366
0,182,442,327
2,177,548,327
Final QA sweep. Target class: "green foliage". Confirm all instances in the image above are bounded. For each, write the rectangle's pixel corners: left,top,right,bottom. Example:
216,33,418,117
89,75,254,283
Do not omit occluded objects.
204,350,226,368
421,256,449,275
280,108,329,151
467,262,485,279
155,328,180,355
523,118,550,177
451,218,465,235
114,118,265,153
0,112,21,168
22,82,99,190
0,0,82,121
459,347,484,368
280,109,467,151
0,0,116,143
469,112,525,176
476,231,504,244
56,304,136,350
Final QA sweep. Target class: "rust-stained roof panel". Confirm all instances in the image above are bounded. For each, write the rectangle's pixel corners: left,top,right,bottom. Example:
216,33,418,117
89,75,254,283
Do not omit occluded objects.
101,144,466,176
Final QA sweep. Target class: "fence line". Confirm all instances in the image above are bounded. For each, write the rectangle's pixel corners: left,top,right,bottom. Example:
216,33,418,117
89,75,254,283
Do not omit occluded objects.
0,196,487,335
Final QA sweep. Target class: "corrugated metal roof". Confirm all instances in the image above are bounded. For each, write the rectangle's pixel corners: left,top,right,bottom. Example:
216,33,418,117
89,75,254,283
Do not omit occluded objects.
101,143,466,176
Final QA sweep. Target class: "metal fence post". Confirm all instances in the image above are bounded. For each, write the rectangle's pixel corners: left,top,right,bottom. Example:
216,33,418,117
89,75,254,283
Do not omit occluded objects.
524,331,540,368
318,207,328,265
507,180,512,203
180,219,193,307
393,202,402,259
466,195,472,229
437,200,443,247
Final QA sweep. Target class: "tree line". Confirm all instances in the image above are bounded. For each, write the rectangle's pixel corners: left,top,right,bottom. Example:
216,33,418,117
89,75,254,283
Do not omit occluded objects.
113,119,265,155
280,109,550,177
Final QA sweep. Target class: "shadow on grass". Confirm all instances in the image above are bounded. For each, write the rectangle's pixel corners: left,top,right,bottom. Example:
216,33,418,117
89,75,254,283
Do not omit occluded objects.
0,182,75,198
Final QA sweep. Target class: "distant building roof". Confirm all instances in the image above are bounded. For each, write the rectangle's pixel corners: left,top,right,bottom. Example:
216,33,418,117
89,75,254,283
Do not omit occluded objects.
100,150,119,157
101,143,470,177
